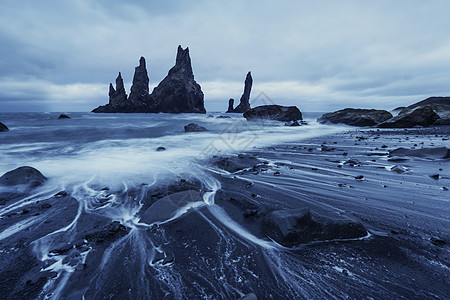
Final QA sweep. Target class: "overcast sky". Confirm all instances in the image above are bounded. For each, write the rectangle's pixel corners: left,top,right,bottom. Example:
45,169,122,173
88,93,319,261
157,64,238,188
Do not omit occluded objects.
1,0,450,112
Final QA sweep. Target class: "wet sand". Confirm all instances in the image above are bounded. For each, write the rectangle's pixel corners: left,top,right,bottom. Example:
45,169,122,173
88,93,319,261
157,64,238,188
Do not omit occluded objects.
0,126,449,299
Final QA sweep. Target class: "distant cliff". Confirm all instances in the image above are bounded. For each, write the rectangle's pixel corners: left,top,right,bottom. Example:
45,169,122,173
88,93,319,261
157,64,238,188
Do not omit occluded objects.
92,46,205,114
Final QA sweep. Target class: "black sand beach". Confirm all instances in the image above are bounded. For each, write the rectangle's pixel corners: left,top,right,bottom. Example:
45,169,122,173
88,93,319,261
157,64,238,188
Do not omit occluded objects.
0,124,449,299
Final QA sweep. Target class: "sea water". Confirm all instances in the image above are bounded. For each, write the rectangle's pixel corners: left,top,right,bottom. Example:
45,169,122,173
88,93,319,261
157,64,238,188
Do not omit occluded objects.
0,112,346,190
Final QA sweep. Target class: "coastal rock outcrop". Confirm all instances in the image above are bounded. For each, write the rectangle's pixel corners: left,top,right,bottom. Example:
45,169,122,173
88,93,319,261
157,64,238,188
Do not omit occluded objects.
400,96,450,118
184,123,208,132
233,72,253,113
139,190,203,224
92,46,205,114
109,72,128,109
262,208,367,247
128,57,150,108
0,122,8,132
226,99,235,113
150,46,205,113
377,106,440,128
58,114,70,119
227,72,253,113
318,108,392,126
0,166,47,187
243,105,302,122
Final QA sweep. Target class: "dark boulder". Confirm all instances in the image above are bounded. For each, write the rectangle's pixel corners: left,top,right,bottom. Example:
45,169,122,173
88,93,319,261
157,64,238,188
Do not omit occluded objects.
184,123,208,132
244,105,302,122
213,154,261,173
139,190,203,224
0,166,47,187
400,96,450,118
318,108,392,126
0,122,8,132
262,208,367,247
58,114,70,119
226,98,235,113
377,106,440,128
233,72,253,113
389,147,450,159
150,46,206,113
434,118,450,125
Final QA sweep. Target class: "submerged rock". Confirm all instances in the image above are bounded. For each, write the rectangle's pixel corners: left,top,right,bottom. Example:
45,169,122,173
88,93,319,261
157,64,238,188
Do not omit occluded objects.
0,121,8,132
244,105,302,122
377,106,440,128
233,72,253,113
318,108,392,126
184,123,208,132
58,114,70,119
262,208,367,247
0,166,47,187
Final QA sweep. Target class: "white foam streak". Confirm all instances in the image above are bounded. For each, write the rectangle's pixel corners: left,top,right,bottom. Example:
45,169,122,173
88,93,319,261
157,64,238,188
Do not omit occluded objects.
207,205,278,250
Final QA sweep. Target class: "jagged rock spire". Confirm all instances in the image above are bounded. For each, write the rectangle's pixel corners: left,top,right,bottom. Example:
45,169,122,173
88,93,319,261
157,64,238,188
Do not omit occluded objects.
93,46,205,114
233,71,252,113
109,72,127,107
128,56,149,106
168,45,194,78
150,45,205,113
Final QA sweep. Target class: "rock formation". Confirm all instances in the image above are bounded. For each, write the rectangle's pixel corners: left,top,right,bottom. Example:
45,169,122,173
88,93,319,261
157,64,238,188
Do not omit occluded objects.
58,114,70,119
377,106,440,128
150,46,205,113
92,46,205,114
231,72,252,113
0,122,8,132
400,96,450,118
318,108,392,126
226,99,235,113
184,123,208,132
109,72,128,109
243,105,302,122
128,57,150,108
262,208,367,247
0,166,47,187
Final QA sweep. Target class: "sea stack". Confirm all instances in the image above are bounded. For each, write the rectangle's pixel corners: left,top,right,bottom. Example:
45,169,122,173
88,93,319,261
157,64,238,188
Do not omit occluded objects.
226,99,235,113
128,57,149,108
232,72,253,113
92,46,205,114
110,73,128,109
150,46,206,113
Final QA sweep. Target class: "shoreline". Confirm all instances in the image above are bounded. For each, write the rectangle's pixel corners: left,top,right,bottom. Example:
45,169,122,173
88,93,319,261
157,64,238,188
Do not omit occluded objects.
0,124,449,298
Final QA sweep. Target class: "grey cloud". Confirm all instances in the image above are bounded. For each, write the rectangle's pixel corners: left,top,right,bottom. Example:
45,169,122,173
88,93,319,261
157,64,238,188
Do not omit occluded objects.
1,0,450,112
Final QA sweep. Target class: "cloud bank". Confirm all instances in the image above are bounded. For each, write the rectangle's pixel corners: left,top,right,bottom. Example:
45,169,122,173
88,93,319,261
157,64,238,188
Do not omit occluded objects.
1,0,450,112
